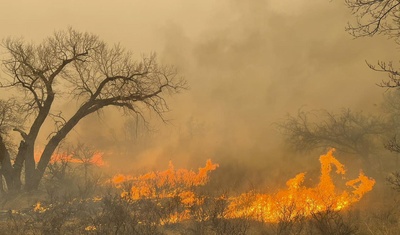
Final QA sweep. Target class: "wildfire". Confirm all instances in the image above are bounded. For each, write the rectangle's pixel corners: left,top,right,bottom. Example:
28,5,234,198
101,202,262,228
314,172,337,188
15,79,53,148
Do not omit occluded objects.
33,202,47,213
71,149,374,225
111,149,375,223
110,160,218,224
225,149,375,222
111,159,219,201
34,150,106,167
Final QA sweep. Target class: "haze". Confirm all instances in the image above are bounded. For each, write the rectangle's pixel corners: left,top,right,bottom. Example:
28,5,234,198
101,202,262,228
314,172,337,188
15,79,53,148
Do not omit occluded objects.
0,0,394,174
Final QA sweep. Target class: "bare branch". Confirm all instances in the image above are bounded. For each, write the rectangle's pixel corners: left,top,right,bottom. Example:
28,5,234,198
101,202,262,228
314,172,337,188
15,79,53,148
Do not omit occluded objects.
12,128,27,140
345,0,400,39
0,28,186,189
277,109,388,156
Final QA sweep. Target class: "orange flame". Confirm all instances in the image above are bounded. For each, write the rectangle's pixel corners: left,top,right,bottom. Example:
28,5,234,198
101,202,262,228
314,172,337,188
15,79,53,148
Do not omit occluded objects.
110,160,218,224
34,150,106,167
225,149,375,222
111,159,219,200
109,149,374,224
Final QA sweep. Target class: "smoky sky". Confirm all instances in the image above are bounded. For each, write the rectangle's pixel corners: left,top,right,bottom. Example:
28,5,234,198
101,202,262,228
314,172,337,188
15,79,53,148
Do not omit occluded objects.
0,0,396,172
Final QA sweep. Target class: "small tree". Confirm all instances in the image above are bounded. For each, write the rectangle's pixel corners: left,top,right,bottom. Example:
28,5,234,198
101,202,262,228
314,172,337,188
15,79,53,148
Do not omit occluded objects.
0,28,186,191
336,0,400,189
278,109,388,165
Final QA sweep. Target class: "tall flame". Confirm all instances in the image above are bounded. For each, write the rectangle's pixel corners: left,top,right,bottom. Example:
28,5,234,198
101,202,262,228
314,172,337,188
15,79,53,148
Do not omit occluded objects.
225,149,375,222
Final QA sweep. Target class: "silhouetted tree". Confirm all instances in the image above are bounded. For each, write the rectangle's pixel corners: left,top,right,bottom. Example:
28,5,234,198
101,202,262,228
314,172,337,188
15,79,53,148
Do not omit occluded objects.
345,0,400,39
0,28,186,191
345,0,400,88
278,109,389,165
344,0,400,186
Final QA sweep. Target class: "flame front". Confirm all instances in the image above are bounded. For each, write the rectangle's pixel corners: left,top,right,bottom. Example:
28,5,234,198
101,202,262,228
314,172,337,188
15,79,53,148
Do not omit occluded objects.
111,159,219,224
108,149,374,224
111,159,218,201
225,149,375,223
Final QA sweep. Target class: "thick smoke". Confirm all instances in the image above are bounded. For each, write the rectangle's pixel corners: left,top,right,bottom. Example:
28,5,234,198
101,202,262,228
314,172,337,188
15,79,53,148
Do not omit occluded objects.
0,0,396,184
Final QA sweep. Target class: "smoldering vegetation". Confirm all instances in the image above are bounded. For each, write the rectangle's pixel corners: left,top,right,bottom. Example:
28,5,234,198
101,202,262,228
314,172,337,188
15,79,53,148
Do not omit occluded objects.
0,0,400,234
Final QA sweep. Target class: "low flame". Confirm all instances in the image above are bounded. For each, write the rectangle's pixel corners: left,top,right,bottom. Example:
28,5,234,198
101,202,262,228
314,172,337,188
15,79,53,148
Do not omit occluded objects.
111,159,219,201
110,160,218,224
34,150,106,167
33,202,47,213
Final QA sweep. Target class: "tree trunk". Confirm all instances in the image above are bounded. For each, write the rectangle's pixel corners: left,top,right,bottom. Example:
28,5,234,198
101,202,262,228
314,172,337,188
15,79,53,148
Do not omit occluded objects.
28,141,59,190
0,135,38,191
24,145,36,191
32,106,91,189
11,141,28,190
22,94,55,191
0,136,16,191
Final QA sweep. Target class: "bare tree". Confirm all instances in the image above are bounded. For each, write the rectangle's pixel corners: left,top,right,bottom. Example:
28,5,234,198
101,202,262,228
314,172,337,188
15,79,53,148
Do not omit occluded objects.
277,109,388,165
0,28,186,191
345,0,400,185
0,100,23,192
345,0,400,39
345,0,400,88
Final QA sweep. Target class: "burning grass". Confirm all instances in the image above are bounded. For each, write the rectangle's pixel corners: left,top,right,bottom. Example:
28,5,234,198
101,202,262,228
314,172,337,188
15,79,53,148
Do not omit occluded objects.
111,159,219,201
225,149,375,223
0,149,377,234
109,148,374,224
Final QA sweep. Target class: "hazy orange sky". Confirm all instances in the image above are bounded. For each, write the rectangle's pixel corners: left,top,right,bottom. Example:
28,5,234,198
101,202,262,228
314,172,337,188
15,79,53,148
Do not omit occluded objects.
0,0,396,170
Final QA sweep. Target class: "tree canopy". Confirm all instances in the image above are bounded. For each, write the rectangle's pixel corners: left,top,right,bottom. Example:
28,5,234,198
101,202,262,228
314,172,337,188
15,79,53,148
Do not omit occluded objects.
0,28,186,191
